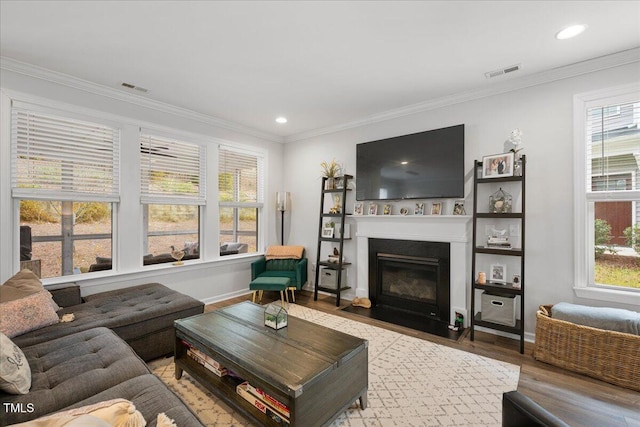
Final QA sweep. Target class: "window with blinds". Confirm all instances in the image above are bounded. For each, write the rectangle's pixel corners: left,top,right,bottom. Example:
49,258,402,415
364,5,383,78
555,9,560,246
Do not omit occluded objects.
140,132,206,205
218,147,263,254
11,103,120,201
218,147,263,205
586,101,640,194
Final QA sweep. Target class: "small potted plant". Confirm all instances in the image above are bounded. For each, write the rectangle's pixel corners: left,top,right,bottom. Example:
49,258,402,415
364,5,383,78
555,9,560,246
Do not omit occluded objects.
320,159,342,189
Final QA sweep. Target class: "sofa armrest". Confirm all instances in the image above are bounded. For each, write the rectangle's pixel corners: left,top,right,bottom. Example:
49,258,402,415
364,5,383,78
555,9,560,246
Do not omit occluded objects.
502,391,569,427
251,257,266,280
44,283,82,308
295,258,308,289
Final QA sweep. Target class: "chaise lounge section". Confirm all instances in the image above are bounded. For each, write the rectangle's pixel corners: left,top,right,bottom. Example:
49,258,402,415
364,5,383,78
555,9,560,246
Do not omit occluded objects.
13,282,204,362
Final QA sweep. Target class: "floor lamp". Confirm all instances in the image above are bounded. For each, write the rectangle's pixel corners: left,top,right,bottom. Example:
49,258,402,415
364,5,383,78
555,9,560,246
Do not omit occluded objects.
276,192,290,245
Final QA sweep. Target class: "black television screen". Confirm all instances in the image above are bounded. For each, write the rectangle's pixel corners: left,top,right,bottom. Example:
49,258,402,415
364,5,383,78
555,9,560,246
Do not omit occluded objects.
356,124,464,201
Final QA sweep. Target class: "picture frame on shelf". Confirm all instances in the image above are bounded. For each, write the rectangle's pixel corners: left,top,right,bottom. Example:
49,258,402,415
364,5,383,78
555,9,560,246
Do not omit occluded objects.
368,203,378,215
353,202,363,215
490,263,507,283
400,207,409,215
452,200,466,215
414,202,424,215
431,202,442,215
383,204,392,215
322,227,334,238
482,152,515,178
512,274,521,288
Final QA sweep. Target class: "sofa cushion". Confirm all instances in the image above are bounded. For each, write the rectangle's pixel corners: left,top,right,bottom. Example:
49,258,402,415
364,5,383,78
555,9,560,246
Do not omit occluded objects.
0,332,31,394
11,398,146,427
0,327,151,425
0,291,60,338
12,283,204,358
0,269,59,311
63,374,205,427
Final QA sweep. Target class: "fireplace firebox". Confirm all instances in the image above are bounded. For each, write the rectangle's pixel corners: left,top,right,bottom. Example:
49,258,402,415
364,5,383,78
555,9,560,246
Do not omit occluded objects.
369,239,450,323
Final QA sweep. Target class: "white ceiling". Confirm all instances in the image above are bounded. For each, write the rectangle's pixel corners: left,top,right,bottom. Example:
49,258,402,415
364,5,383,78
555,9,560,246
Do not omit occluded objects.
1,1,639,141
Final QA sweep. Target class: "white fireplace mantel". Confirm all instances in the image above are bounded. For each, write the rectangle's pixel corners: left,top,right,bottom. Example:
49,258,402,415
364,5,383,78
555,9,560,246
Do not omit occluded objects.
350,215,472,325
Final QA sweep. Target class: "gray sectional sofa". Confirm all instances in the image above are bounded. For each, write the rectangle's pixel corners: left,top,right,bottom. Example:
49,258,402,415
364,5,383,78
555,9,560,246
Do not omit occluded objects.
1,282,206,426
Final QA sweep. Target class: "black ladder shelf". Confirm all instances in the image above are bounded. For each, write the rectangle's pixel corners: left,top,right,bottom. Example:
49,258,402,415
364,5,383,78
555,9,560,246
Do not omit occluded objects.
314,175,353,307
470,155,526,354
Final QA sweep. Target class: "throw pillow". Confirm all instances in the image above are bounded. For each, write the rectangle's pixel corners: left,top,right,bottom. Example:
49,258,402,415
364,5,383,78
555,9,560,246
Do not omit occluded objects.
10,398,146,427
0,332,31,394
0,269,60,311
0,291,60,338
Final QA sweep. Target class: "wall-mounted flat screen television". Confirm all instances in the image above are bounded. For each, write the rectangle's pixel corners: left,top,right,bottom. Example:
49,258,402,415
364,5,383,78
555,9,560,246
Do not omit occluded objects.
356,124,464,201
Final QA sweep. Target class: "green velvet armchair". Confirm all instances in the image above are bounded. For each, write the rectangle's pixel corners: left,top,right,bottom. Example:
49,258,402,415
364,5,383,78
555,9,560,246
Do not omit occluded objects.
250,250,308,302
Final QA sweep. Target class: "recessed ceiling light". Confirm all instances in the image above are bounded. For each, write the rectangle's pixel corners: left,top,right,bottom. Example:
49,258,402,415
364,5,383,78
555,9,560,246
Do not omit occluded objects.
556,24,587,40
401,161,408,165
275,117,288,124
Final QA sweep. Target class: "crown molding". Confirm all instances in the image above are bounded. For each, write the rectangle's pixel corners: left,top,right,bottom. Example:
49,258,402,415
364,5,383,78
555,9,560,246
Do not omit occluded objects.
284,48,640,143
0,57,284,144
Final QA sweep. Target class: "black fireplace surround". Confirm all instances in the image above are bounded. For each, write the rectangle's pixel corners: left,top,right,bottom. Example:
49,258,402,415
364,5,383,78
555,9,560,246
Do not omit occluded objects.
369,238,450,323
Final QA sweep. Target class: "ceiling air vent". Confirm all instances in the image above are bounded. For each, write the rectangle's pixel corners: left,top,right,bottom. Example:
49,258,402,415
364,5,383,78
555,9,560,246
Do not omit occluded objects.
120,82,149,93
484,64,521,79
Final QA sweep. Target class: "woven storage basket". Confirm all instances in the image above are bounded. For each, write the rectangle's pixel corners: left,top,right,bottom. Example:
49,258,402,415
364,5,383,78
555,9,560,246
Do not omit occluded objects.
534,304,640,392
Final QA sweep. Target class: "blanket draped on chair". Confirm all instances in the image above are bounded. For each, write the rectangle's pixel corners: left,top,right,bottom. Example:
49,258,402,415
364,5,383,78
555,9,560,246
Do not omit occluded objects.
265,245,305,260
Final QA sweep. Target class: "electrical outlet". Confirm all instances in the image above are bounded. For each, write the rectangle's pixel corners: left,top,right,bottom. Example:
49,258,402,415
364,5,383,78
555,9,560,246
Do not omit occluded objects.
311,262,317,271
509,224,520,237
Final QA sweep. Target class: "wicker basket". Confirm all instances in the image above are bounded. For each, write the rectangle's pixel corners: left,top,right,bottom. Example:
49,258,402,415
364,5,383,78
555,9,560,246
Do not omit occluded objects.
534,305,640,392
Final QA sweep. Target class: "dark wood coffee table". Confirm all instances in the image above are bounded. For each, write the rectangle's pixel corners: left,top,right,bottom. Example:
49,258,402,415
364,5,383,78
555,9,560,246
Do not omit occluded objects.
174,301,368,427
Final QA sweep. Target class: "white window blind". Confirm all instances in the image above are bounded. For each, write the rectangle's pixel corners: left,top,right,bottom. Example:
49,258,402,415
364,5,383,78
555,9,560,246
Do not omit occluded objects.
11,103,120,202
140,132,206,205
586,101,640,195
218,146,263,207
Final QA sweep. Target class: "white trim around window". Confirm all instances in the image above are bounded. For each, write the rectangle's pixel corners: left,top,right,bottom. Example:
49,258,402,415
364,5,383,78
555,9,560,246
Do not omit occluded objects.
573,83,640,305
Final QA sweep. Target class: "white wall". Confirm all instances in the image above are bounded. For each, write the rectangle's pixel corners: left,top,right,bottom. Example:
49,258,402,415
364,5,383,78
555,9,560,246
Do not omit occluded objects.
284,62,640,335
0,68,285,303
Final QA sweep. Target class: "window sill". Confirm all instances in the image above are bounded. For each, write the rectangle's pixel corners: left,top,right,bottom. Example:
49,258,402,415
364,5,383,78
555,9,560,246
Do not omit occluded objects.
41,253,263,289
573,286,640,306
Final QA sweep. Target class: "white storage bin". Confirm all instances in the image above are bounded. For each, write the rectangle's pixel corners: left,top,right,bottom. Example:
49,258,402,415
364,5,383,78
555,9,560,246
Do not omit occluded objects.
320,267,347,289
481,291,516,326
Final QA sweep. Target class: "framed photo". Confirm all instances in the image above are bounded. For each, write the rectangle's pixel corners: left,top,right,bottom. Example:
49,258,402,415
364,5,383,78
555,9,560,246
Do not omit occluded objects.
431,202,442,215
353,202,363,215
368,203,378,215
400,207,409,216
452,200,466,215
322,227,334,238
383,204,392,215
482,152,515,178
512,274,521,288
490,263,507,283
414,202,424,215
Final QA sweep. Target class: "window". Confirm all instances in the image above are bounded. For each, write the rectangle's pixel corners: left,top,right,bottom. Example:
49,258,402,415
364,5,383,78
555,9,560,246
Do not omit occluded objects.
218,146,263,255
140,131,205,265
11,101,119,278
575,87,640,301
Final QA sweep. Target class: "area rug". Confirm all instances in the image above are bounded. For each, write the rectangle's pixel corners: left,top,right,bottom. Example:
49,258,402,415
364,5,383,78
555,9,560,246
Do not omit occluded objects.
149,304,519,426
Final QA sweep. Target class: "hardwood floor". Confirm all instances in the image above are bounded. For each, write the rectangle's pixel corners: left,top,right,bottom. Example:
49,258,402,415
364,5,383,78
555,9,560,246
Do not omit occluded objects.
206,291,640,427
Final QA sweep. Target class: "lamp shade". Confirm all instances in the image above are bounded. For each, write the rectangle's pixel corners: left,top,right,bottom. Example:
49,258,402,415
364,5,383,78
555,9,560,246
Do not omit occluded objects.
276,192,290,211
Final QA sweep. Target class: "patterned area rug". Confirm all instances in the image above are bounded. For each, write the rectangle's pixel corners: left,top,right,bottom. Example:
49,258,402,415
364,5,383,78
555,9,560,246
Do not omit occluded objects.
149,304,519,426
